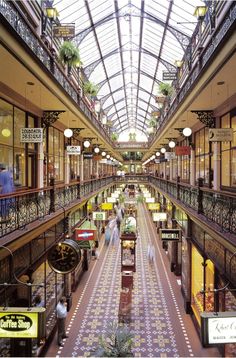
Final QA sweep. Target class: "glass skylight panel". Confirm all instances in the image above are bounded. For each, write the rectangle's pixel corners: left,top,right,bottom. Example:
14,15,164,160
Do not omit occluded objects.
89,0,114,23
144,0,169,22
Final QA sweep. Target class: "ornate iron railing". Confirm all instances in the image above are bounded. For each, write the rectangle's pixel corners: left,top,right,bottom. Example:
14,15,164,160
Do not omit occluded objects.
0,176,115,238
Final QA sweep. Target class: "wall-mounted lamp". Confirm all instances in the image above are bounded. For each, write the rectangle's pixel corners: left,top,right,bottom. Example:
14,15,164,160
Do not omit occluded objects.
182,127,192,137
168,140,176,148
175,60,183,68
83,140,91,148
193,5,208,20
64,128,73,138
94,146,100,154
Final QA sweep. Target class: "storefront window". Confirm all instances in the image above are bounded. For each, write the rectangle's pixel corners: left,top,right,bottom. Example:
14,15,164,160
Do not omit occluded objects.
195,127,211,185
46,127,65,182
179,139,190,183
191,246,215,325
221,110,236,187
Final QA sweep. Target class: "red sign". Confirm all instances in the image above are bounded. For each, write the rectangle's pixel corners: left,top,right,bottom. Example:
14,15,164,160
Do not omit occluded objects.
175,146,191,156
75,229,96,241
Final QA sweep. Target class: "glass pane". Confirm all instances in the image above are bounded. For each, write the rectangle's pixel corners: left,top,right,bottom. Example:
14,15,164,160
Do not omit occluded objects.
0,99,13,146
221,150,230,186
14,107,26,148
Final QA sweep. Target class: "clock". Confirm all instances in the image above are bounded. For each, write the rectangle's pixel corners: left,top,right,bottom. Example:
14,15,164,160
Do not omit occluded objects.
48,239,81,274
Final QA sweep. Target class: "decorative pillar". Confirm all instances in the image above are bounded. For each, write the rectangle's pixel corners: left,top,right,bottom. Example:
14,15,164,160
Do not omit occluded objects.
169,159,173,181
80,154,84,181
38,143,44,188
212,142,220,190
65,152,70,184
190,148,195,186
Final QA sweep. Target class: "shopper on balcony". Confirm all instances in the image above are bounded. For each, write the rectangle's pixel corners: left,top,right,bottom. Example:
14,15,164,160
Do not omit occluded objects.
0,163,15,219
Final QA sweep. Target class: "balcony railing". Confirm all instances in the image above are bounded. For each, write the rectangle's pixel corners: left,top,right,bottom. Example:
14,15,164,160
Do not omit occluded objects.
0,176,115,239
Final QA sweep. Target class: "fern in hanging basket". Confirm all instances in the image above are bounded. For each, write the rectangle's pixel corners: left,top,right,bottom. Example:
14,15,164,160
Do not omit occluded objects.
83,81,99,97
59,41,81,67
158,82,173,96
111,132,119,141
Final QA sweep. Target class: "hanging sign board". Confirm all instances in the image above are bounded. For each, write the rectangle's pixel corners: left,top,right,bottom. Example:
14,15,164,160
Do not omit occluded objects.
153,213,167,222
146,197,155,203
175,146,191,156
20,128,43,143
107,197,116,203
143,192,151,198
75,229,96,241
159,228,181,241
201,312,236,346
0,307,45,338
148,203,161,210
92,212,106,221
66,146,81,155
101,203,113,210
93,155,102,161
165,152,176,160
83,153,93,159
162,71,177,81
111,192,119,198
52,24,75,38
208,128,233,142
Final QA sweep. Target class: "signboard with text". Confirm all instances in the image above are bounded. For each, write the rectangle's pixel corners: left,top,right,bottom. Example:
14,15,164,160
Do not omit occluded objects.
175,146,191,156
0,307,45,338
101,203,113,210
208,128,233,142
162,71,177,81
159,228,181,241
148,203,161,210
92,212,106,221
66,145,81,155
20,128,43,143
75,229,96,241
107,197,116,203
83,152,93,159
201,312,236,346
145,197,155,203
153,212,167,222
53,24,75,38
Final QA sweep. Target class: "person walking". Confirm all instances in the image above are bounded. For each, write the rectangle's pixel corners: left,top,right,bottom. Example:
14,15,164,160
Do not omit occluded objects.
0,163,15,219
56,296,68,347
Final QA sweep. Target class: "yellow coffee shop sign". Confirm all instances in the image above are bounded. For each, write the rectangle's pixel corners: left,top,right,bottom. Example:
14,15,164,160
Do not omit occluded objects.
148,203,161,210
0,307,45,338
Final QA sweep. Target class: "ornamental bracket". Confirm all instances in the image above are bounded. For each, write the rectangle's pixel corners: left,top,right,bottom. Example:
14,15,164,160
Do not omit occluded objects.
42,110,65,128
191,110,215,128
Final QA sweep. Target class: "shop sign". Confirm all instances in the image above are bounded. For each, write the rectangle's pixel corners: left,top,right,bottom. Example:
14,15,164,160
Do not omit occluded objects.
201,312,236,346
159,228,181,240
111,192,119,198
107,197,116,203
100,159,107,164
208,128,233,142
101,203,113,210
52,24,75,38
20,128,43,143
165,152,176,160
93,155,102,161
162,71,177,81
66,145,81,155
175,146,191,156
148,203,161,210
143,192,151,198
155,159,160,163
146,197,155,203
92,212,106,221
83,152,93,159
153,212,167,222
75,229,96,241
0,307,45,338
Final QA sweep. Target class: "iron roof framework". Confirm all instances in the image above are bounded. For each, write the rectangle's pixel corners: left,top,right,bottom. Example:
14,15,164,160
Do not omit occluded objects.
54,0,202,138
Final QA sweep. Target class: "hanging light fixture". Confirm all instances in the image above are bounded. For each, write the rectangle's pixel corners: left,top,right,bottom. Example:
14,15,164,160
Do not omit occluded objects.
106,154,110,159
101,151,106,157
156,151,160,157
193,5,208,19
83,139,91,148
161,147,166,153
183,127,192,137
94,146,100,153
64,128,73,138
168,140,176,148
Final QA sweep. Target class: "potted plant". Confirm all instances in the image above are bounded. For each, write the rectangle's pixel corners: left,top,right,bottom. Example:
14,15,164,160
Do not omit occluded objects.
90,321,133,357
59,41,81,75
156,82,173,103
83,81,99,98
111,132,119,141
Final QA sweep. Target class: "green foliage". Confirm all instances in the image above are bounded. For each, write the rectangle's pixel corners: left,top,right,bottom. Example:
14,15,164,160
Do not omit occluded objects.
136,195,144,203
83,81,99,97
129,133,136,141
59,41,81,67
147,117,157,128
91,322,133,357
111,132,119,141
158,82,173,96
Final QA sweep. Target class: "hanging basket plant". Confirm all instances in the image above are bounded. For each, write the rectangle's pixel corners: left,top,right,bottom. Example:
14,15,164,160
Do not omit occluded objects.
59,41,81,67
83,81,99,97
111,132,119,141
158,82,173,97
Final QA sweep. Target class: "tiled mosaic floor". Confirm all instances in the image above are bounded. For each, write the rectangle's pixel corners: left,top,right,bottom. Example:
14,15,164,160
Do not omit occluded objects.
46,204,220,357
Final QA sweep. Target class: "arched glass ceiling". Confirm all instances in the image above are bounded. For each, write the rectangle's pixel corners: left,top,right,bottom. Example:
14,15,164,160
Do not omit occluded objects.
54,0,205,137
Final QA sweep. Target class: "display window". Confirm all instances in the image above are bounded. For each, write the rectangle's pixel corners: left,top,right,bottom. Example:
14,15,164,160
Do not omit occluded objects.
191,246,215,325
221,109,236,187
